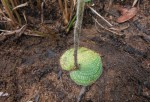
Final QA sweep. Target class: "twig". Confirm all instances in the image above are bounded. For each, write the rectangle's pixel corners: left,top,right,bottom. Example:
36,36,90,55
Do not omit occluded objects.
0,25,27,41
24,29,46,37
0,24,27,36
74,0,85,69
0,26,45,38
13,2,28,10
132,0,138,7
23,11,27,23
109,23,130,32
41,0,45,23
77,86,87,102
89,6,113,27
93,17,119,35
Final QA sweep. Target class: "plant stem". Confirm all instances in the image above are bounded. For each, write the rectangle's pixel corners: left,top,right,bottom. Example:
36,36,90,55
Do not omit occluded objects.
74,0,85,69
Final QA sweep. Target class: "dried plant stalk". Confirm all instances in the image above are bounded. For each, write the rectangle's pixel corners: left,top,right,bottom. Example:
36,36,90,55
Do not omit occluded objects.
14,0,19,5
73,0,76,6
70,0,74,20
58,0,74,25
10,0,22,25
1,0,17,26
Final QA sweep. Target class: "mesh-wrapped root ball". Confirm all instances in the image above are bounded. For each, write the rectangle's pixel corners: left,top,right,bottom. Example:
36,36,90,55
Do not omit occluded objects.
60,47,103,86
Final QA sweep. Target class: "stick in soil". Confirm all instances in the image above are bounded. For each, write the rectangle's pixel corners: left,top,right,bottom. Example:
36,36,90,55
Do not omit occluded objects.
74,0,85,69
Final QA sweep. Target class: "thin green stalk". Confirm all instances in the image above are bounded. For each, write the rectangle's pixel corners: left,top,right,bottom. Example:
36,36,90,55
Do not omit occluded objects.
66,15,76,33
74,0,85,69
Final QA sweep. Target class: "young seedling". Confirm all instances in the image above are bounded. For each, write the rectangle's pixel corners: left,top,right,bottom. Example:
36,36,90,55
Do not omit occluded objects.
60,47,103,101
60,0,103,101
73,0,85,69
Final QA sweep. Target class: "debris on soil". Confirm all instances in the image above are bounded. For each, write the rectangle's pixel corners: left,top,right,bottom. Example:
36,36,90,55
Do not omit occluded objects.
0,25,27,41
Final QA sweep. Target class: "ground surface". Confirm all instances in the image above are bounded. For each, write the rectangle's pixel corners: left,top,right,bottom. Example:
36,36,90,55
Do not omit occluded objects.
0,0,150,102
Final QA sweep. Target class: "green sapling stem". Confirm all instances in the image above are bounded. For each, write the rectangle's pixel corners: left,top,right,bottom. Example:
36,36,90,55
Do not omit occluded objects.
74,0,85,69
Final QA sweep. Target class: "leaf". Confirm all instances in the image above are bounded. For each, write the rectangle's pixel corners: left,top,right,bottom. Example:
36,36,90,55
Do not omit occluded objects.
60,47,103,86
117,7,138,23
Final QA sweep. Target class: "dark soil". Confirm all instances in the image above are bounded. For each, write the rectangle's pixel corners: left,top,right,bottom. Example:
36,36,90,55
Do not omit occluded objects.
0,0,150,102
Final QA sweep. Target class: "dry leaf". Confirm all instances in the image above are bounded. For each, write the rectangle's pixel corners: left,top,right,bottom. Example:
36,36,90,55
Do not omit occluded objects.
117,7,138,23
